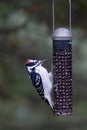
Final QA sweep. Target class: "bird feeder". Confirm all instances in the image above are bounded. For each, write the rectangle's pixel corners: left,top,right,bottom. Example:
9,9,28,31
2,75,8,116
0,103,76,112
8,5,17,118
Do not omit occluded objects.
52,0,72,116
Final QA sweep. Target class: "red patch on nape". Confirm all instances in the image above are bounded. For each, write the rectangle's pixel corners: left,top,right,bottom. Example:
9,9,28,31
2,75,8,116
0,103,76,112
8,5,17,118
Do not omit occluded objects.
26,59,30,64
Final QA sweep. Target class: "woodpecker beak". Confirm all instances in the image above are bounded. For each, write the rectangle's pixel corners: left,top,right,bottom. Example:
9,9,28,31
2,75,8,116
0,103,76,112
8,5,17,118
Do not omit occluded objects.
41,59,48,64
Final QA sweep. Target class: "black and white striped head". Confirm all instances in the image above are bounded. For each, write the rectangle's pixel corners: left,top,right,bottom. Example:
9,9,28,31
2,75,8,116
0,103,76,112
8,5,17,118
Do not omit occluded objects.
26,59,47,73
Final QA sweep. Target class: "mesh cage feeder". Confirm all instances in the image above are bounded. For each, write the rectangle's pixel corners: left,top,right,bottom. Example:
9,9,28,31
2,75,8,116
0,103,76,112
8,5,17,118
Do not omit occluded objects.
52,28,72,116
52,0,72,116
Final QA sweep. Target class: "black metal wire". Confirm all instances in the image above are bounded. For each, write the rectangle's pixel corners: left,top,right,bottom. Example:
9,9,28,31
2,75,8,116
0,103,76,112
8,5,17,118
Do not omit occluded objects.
52,0,55,32
69,0,72,35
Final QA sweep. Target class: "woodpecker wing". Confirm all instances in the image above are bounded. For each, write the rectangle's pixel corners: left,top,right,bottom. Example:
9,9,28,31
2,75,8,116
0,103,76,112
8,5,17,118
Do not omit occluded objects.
29,71,49,104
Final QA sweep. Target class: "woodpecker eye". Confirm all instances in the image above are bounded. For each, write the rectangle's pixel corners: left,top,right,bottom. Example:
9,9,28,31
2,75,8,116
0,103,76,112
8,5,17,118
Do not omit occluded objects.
27,62,35,66
26,60,38,66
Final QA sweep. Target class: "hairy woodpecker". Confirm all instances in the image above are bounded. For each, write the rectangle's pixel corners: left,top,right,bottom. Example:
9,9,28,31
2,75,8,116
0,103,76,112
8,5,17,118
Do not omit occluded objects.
26,59,53,109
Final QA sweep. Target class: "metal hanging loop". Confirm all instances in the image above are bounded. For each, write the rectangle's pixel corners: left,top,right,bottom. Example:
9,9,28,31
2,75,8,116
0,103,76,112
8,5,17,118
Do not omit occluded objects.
52,0,72,33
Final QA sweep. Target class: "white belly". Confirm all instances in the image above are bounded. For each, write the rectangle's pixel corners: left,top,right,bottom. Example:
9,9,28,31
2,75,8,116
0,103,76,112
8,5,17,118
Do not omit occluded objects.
36,66,52,96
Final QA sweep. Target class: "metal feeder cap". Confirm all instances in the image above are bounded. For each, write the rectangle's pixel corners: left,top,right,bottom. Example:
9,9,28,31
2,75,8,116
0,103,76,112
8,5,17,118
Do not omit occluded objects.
52,28,72,40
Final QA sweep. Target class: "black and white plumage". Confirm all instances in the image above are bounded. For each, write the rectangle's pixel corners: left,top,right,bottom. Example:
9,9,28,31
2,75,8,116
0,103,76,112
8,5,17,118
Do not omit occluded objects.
26,59,53,109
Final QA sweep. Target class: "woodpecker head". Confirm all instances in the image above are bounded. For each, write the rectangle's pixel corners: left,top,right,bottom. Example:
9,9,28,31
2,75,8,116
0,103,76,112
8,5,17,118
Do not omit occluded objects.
26,59,47,73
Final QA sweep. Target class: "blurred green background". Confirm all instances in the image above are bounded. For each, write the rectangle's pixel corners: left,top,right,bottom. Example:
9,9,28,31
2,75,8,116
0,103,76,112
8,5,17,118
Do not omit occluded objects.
0,0,87,130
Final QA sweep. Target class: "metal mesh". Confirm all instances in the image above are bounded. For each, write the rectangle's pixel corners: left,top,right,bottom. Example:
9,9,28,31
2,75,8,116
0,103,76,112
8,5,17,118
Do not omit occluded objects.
53,45,72,116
